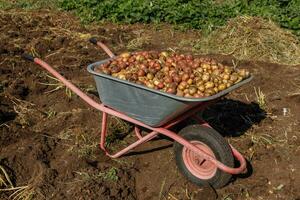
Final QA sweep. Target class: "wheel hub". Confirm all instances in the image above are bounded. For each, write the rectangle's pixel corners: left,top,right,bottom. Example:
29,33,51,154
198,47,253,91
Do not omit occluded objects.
182,141,217,179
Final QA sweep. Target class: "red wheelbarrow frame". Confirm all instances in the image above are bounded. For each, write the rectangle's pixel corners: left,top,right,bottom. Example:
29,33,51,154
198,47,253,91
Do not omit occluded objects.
21,41,247,176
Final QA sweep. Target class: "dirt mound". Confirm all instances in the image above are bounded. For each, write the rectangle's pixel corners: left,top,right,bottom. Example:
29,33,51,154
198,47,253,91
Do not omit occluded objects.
193,16,300,65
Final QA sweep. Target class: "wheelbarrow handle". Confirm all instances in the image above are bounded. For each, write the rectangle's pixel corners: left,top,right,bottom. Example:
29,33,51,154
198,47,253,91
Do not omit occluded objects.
21,53,35,62
89,37,115,58
21,54,105,112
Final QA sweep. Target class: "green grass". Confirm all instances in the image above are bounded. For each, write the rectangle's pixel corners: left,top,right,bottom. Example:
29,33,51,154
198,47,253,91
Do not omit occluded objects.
1,0,299,37
0,0,58,9
0,0,12,9
58,0,300,36
75,167,119,182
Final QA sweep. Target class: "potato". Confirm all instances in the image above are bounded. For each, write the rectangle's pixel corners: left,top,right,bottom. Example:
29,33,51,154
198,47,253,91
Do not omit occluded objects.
95,51,250,98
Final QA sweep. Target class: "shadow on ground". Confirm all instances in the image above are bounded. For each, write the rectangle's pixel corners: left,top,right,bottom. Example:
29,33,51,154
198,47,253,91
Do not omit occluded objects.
202,98,266,137
122,98,266,156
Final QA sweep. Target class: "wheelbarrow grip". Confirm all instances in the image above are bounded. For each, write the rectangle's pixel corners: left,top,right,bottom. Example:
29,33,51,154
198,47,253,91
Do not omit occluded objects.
89,37,115,58
89,37,98,45
21,53,35,62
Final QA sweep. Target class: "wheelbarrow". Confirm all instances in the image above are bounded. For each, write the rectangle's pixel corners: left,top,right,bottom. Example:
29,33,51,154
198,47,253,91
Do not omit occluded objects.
21,38,252,189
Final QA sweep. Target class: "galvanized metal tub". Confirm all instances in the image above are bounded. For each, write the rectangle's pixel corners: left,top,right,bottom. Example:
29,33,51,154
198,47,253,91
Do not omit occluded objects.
87,59,253,127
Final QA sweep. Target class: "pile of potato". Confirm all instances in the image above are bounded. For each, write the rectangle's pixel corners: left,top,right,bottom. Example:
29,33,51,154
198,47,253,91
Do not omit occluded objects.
94,51,250,98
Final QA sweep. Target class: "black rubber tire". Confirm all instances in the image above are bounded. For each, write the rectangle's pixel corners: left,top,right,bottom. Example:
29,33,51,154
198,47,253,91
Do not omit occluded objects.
173,125,234,189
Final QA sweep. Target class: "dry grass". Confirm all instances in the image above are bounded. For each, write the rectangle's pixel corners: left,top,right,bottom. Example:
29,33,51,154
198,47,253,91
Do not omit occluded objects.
58,127,98,158
38,75,73,98
192,16,300,65
0,165,14,188
127,30,152,50
0,164,44,200
9,96,36,127
250,133,274,146
158,177,166,200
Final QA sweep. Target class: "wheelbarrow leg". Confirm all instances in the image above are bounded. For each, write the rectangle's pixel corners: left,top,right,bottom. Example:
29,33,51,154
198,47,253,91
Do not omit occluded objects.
134,126,143,139
100,112,108,152
99,113,160,158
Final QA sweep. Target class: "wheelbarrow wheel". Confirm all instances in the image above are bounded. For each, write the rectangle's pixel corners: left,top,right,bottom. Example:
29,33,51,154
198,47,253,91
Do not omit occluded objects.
173,125,234,189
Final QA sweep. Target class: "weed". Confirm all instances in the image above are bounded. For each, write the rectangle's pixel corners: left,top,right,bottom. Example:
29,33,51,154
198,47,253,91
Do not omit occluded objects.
167,193,179,200
254,87,266,109
105,133,118,147
58,128,98,158
0,123,9,128
57,129,73,140
75,143,98,158
273,184,284,191
45,110,57,119
223,195,233,200
158,178,166,200
69,139,97,158
29,47,40,58
103,167,118,181
105,117,131,147
184,188,192,200
82,84,97,94
250,133,274,146
38,75,73,99
9,96,35,127
231,59,239,70
75,167,119,182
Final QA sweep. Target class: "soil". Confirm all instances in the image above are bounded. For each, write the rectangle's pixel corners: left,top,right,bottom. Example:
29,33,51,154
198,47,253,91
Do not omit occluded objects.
1,9,300,200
